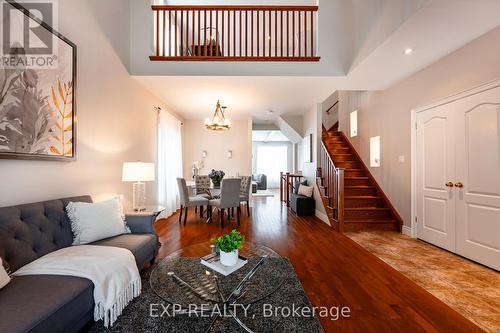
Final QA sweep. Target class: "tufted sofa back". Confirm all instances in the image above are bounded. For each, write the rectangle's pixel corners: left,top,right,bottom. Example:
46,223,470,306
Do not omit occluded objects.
0,196,92,272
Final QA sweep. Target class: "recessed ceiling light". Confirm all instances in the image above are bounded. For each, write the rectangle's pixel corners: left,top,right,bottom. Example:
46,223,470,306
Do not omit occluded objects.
404,48,414,55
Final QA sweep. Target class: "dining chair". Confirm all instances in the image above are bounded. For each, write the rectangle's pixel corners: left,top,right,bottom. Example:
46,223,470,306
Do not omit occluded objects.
177,178,209,226
194,175,211,217
208,178,242,228
195,175,211,198
239,176,251,217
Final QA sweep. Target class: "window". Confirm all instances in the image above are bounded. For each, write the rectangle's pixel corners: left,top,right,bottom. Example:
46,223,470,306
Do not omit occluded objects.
370,136,381,167
350,110,358,137
255,145,289,189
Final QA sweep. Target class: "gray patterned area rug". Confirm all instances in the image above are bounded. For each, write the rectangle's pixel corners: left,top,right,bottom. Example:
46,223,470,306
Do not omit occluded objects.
87,258,324,333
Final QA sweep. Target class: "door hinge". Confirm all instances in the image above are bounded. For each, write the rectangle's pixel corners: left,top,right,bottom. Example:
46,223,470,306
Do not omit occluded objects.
415,122,418,130
415,216,418,224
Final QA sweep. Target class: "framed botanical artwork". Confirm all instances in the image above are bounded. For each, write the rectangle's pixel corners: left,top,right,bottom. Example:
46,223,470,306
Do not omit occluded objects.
0,0,77,161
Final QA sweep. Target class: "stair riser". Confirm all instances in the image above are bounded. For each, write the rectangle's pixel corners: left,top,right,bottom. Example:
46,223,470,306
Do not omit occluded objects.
330,148,351,155
324,132,341,137
345,178,371,186
345,210,392,219
333,155,356,162
345,188,378,196
336,162,361,169
344,170,366,177
345,198,385,208
326,143,348,150
327,135,344,142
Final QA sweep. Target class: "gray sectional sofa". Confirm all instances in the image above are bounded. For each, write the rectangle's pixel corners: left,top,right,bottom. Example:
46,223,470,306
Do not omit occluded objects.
0,196,158,333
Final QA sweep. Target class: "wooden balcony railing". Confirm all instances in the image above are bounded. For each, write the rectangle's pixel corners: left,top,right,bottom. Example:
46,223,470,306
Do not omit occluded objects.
280,172,305,207
150,5,320,61
319,142,345,232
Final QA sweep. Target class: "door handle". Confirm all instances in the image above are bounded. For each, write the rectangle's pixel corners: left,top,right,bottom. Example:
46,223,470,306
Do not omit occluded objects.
445,182,454,187
454,182,464,188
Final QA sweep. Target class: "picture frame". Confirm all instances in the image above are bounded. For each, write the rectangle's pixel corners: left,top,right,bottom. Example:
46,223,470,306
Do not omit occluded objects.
0,0,77,161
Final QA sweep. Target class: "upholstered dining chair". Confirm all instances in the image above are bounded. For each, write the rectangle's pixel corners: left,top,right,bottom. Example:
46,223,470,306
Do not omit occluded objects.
177,178,209,226
208,178,241,228
239,176,251,217
195,175,211,198
194,175,211,217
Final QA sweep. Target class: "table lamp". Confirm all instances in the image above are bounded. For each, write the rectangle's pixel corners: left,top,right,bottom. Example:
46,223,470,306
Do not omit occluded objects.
122,162,155,211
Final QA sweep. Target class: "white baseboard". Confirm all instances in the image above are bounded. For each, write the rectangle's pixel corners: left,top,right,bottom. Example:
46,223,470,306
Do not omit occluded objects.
402,225,416,238
315,210,330,226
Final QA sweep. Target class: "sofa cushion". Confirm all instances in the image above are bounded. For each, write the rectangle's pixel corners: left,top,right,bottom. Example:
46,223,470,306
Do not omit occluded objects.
67,198,129,245
298,184,314,197
91,234,157,269
0,275,94,333
0,196,92,272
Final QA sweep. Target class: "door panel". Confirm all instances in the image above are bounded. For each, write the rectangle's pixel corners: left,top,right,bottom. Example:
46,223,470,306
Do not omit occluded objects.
456,93,500,270
417,110,456,251
466,203,500,250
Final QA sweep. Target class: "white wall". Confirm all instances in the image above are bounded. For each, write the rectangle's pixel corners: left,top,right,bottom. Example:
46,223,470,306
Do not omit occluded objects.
182,119,252,179
338,26,500,227
301,104,327,222
0,0,179,208
321,90,338,130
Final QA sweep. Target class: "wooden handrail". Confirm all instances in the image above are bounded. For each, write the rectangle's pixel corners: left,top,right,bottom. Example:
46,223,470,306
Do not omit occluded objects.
150,5,319,62
320,141,345,232
325,100,339,114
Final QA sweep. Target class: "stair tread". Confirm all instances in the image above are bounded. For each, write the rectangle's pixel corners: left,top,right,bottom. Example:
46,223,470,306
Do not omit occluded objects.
345,196,382,199
345,218,398,224
345,177,369,180
345,207,391,211
345,185,375,188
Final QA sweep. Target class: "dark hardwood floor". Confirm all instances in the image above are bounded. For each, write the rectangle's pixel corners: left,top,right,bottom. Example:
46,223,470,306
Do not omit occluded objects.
154,191,482,332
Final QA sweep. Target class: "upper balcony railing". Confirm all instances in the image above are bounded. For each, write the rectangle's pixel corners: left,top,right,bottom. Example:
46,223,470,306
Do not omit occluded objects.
150,5,320,62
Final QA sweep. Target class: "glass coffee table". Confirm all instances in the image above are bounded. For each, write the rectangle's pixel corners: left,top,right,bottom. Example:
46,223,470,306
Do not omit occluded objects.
150,242,287,332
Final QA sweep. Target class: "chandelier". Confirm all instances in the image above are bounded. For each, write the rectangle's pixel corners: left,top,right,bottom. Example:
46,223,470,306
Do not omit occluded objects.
205,100,231,131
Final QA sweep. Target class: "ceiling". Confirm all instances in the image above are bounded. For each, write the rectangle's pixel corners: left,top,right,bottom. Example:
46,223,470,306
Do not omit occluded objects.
134,76,337,121
134,0,500,121
252,130,290,142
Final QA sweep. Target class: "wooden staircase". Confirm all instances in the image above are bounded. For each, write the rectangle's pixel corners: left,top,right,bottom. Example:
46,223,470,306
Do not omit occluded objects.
317,124,402,232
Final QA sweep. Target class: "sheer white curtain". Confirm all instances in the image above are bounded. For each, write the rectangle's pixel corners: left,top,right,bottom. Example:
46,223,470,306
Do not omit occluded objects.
256,145,288,189
156,107,183,219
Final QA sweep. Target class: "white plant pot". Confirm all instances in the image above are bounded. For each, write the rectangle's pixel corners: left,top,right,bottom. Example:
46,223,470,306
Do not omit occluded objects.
219,249,238,267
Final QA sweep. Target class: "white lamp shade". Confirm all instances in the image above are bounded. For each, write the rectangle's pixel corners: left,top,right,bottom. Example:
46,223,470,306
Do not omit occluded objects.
122,162,155,182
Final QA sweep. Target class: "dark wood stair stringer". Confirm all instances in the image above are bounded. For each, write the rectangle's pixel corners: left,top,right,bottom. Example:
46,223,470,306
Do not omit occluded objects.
317,124,403,232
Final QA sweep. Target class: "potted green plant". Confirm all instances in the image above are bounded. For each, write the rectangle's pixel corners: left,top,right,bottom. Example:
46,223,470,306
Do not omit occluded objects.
215,230,245,266
208,169,225,189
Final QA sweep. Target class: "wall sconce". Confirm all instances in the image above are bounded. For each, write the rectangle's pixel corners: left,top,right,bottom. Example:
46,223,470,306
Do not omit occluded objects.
227,150,233,159
202,150,207,158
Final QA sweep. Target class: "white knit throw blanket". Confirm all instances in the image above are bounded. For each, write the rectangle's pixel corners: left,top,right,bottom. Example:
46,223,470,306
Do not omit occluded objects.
13,245,141,327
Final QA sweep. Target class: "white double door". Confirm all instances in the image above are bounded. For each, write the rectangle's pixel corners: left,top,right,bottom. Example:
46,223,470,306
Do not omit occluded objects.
416,83,500,270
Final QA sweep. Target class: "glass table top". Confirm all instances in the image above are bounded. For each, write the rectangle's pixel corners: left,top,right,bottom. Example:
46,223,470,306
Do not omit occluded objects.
150,242,287,310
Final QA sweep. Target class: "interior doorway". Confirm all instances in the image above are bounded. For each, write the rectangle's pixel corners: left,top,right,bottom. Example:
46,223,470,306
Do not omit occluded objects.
252,130,293,189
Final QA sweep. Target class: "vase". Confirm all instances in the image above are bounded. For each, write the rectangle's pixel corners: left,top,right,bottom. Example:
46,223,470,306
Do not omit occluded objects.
212,181,221,189
219,249,238,266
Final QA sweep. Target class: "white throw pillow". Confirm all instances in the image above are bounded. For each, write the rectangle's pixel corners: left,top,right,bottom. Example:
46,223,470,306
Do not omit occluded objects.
298,185,314,198
67,198,129,245
0,258,10,289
